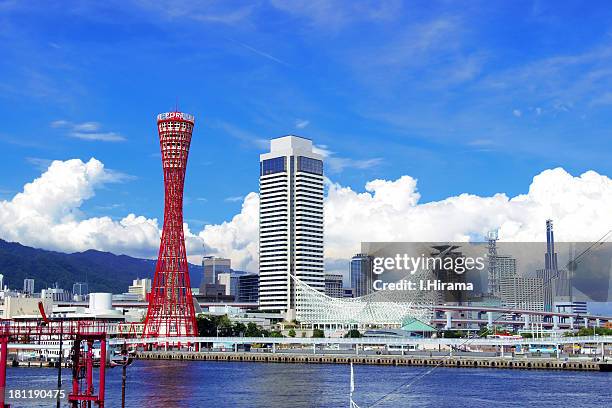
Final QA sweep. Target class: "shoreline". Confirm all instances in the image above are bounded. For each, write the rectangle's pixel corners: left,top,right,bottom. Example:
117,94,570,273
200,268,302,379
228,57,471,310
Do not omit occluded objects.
134,351,611,372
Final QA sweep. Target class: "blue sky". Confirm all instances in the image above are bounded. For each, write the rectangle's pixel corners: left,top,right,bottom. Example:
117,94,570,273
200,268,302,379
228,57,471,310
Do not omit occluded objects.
1,0,612,230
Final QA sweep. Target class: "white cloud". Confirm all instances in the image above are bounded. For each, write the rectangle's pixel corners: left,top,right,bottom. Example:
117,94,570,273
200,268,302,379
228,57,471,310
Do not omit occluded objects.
70,131,126,142
513,109,522,117
224,196,244,202
72,122,100,132
199,168,612,270
198,193,260,271
0,158,158,258
2,159,611,275
313,144,382,173
25,157,53,170
51,120,126,142
269,0,401,29
295,119,310,129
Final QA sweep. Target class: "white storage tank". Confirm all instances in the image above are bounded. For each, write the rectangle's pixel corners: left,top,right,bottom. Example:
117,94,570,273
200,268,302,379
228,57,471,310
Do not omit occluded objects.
88,292,113,313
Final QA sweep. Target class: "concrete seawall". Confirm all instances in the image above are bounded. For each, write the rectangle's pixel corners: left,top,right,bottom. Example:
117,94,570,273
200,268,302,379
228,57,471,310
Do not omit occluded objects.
135,351,608,372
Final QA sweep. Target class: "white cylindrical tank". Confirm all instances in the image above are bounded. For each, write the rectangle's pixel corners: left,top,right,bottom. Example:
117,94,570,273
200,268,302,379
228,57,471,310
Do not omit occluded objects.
89,292,112,312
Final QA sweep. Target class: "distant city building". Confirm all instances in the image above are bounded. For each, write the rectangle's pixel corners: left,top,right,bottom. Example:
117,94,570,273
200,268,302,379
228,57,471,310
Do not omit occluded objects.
23,278,34,295
431,245,470,304
202,256,231,286
538,219,570,312
0,296,52,319
554,301,587,315
343,288,355,298
486,230,499,295
0,274,4,291
324,274,344,298
128,278,151,301
229,270,249,298
500,276,544,312
72,282,89,300
200,257,232,300
259,136,325,315
238,274,259,303
217,273,232,296
495,256,517,281
486,230,517,297
350,254,373,298
545,219,558,272
41,285,71,302
196,284,234,303
112,293,141,302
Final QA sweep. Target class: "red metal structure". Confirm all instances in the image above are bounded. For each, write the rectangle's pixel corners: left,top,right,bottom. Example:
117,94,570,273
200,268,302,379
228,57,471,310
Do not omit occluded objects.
0,332,9,408
0,319,110,408
143,111,198,338
69,334,107,408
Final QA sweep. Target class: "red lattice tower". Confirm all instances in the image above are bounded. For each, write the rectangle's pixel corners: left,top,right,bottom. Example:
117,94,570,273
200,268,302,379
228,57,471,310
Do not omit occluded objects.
143,111,198,338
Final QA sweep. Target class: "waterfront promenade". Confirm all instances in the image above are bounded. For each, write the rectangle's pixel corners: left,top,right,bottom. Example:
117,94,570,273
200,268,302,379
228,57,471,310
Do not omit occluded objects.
117,335,612,372
134,350,610,371
108,335,612,348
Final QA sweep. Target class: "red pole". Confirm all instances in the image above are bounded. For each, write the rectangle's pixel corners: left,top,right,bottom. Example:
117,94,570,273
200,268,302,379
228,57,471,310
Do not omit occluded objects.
71,339,79,403
0,336,7,408
86,340,93,397
99,338,106,408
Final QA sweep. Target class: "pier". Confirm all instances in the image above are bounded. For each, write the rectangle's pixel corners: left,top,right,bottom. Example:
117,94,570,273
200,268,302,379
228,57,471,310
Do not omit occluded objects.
134,350,608,371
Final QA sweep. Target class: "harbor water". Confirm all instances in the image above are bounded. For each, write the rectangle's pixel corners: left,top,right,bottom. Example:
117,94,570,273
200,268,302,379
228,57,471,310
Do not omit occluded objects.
6,361,612,407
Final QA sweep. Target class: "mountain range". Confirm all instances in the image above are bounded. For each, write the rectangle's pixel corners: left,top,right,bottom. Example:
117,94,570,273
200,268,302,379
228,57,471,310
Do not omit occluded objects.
0,239,203,295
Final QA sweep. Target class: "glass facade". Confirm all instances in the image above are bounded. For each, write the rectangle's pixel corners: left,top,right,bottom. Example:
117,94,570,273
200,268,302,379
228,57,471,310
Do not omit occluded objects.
261,157,286,175
238,274,259,303
350,254,373,298
297,156,323,175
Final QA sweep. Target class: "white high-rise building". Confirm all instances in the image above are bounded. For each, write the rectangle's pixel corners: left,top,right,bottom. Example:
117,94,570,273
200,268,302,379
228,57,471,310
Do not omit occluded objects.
23,278,34,295
128,278,152,301
259,136,325,315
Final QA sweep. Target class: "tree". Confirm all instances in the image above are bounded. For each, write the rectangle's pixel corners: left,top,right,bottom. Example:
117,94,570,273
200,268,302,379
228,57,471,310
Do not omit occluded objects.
440,330,462,338
217,315,233,336
288,328,296,337
312,328,325,338
197,315,217,337
478,327,492,338
270,330,284,338
233,322,246,337
245,322,260,337
196,314,234,337
344,329,362,338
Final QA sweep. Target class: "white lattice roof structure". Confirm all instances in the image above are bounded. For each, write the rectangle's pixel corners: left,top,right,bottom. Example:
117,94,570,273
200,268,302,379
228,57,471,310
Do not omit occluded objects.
293,275,435,327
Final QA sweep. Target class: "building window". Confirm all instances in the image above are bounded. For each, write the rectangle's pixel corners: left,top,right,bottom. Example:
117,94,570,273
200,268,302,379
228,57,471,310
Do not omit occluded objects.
261,157,286,175
297,156,323,175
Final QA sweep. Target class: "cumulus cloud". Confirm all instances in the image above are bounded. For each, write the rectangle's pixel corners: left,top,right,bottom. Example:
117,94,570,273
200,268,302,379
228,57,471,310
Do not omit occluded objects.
198,193,260,272
2,159,612,275
198,168,612,271
0,158,159,258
